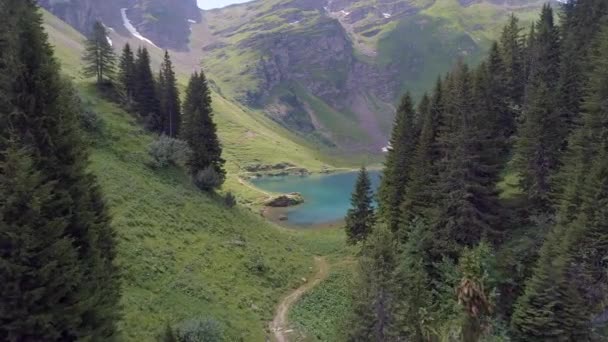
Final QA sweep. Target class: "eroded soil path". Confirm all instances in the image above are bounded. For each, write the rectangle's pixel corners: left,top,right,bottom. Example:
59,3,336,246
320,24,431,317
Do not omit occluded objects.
270,256,329,342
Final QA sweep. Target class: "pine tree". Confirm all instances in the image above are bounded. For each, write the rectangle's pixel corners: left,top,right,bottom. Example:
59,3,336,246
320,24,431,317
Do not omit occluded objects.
513,5,562,213
82,21,116,84
556,22,608,224
499,14,525,108
345,167,375,245
510,226,590,341
134,47,161,131
118,43,136,104
0,1,119,339
378,93,418,232
434,63,501,251
348,226,398,341
182,71,226,189
158,51,181,137
401,80,443,224
391,220,434,341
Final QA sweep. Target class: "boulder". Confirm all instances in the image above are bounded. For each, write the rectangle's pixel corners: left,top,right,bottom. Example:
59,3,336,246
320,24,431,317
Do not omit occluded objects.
264,193,304,207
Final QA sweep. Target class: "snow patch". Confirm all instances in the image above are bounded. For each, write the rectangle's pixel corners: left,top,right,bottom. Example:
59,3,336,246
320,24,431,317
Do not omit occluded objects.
383,12,392,19
381,143,392,153
289,20,301,25
120,8,159,48
106,35,113,46
339,10,350,16
188,19,196,24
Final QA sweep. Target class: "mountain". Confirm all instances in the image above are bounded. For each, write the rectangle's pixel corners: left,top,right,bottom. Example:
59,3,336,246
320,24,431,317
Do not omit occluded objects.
40,0,549,152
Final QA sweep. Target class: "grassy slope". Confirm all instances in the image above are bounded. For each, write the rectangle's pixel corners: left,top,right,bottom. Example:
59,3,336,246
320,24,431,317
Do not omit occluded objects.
43,9,349,341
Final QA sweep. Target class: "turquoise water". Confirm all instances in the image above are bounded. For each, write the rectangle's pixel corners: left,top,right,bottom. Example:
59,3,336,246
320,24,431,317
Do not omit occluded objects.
251,171,381,226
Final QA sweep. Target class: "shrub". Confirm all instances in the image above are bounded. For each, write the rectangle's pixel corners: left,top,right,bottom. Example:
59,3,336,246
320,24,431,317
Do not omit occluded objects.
148,135,191,168
79,109,105,133
193,166,223,191
174,317,223,342
224,192,237,208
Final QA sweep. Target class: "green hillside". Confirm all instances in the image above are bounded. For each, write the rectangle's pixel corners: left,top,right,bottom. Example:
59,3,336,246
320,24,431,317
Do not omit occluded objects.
42,9,348,341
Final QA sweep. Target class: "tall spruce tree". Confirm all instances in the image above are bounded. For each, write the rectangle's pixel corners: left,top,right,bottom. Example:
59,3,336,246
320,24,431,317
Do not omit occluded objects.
182,71,226,188
82,21,116,84
513,5,562,213
134,47,161,131
0,1,119,339
118,43,136,104
499,14,525,109
434,63,502,251
401,80,443,224
345,167,375,244
378,93,418,232
158,51,181,137
348,226,399,341
510,225,590,341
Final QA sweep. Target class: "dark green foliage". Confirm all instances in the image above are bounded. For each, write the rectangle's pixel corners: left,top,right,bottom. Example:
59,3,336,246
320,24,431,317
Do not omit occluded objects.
434,63,502,250
134,47,161,130
193,166,224,192
0,1,119,340
377,93,418,232
148,135,191,169
224,192,237,208
182,71,226,188
82,21,116,84
158,51,181,137
510,226,590,341
159,324,178,342
513,4,562,213
391,220,434,340
499,14,525,109
345,167,375,245
401,80,443,224
118,43,136,104
348,226,399,341
174,317,224,342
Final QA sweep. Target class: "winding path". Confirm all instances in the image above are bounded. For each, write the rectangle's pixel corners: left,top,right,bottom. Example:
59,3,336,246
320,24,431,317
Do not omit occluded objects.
270,256,329,342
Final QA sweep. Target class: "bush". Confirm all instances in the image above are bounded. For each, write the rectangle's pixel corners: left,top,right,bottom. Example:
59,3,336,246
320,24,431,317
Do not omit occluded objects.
79,109,105,133
148,135,191,168
224,192,237,208
174,317,223,342
193,166,224,191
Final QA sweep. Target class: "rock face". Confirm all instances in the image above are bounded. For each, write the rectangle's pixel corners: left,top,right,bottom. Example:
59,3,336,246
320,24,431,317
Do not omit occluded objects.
264,193,305,207
39,0,201,50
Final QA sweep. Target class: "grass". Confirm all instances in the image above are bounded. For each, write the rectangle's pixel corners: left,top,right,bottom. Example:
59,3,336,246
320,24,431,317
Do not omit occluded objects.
289,260,357,342
80,84,327,341
42,9,353,341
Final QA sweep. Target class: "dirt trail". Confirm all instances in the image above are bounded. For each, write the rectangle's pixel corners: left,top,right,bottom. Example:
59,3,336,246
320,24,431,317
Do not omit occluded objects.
270,256,329,342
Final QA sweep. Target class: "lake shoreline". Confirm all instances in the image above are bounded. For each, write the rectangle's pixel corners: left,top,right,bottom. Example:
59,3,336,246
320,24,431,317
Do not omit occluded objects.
251,170,381,227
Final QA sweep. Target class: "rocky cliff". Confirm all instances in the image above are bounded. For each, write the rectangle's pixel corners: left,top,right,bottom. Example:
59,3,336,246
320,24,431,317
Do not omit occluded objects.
39,0,201,50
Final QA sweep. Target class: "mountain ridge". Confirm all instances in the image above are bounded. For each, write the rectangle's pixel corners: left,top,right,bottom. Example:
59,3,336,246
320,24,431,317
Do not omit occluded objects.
40,0,551,151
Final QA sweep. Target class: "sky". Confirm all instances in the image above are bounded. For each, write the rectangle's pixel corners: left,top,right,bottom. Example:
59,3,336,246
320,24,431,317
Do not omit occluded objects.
197,0,252,10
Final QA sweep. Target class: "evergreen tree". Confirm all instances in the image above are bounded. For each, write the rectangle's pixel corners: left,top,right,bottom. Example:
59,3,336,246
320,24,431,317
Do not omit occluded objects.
391,220,434,341
82,21,116,84
118,43,136,104
134,47,161,131
182,71,226,189
401,80,443,224
158,51,181,137
510,226,590,341
499,14,525,108
348,226,398,341
378,93,418,232
0,1,119,339
345,167,375,245
434,63,501,251
513,5,562,213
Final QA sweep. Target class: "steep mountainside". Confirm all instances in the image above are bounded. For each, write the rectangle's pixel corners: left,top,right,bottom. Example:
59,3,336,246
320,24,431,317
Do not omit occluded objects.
41,0,550,152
